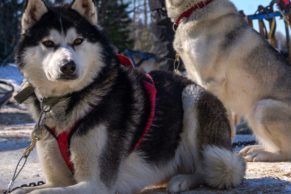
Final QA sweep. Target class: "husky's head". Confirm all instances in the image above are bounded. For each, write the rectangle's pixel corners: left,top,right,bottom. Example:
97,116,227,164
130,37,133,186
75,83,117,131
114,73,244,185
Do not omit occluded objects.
16,0,114,97
166,0,213,22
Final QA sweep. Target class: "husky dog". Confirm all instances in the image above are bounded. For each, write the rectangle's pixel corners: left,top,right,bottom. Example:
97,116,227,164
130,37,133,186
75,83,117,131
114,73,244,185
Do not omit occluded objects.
13,0,245,193
166,0,291,162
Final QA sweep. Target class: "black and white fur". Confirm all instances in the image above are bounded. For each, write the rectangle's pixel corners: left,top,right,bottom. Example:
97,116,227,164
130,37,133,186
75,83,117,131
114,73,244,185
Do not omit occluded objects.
13,0,245,193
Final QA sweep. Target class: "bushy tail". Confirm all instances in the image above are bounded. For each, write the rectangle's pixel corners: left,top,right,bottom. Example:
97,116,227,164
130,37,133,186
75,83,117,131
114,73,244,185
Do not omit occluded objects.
202,146,246,189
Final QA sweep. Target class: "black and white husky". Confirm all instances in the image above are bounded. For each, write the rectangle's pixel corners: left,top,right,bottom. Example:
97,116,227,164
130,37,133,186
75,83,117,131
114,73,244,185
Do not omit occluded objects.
13,0,245,193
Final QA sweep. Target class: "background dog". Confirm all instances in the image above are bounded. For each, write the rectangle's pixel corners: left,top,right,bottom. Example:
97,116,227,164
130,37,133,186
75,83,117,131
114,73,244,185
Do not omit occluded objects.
166,0,291,162
12,0,245,193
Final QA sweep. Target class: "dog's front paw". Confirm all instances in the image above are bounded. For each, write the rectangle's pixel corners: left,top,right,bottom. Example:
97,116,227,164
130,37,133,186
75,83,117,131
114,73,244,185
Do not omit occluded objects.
167,174,201,193
239,145,283,162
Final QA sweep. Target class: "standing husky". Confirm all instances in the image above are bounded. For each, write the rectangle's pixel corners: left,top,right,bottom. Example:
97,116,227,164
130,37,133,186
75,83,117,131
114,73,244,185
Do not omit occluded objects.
166,0,291,162
13,0,245,193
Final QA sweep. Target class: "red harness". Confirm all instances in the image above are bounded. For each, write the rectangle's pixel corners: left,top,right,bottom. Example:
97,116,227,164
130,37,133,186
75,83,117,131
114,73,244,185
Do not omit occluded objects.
175,0,213,27
49,54,156,172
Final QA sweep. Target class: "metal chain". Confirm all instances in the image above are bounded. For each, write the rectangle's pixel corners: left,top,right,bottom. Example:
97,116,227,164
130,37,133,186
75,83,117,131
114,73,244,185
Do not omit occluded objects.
4,181,45,194
6,102,51,193
6,155,29,193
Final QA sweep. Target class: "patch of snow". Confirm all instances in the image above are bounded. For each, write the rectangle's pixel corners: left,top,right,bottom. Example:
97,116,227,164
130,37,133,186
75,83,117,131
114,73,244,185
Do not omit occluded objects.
285,185,291,192
0,149,42,192
0,138,30,151
234,134,256,143
0,64,23,89
0,124,33,151
0,138,8,143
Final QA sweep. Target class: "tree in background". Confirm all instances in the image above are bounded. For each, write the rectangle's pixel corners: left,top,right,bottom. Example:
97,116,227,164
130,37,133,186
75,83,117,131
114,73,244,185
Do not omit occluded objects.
0,0,24,65
96,0,133,52
129,0,153,52
0,0,66,65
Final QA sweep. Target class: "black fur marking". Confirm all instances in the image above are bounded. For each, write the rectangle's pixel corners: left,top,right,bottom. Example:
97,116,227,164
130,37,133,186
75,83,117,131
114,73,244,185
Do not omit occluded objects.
196,90,232,154
65,67,149,187
138,71,192,163
64,59,116,115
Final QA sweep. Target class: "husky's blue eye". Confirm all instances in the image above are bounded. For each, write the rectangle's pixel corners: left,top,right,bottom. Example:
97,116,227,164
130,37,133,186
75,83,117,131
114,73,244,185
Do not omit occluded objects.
42,40,55,48
73,38,84,46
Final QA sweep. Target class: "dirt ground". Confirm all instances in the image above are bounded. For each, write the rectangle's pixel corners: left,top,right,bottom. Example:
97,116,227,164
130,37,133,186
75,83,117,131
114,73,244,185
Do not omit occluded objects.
0,103,291,194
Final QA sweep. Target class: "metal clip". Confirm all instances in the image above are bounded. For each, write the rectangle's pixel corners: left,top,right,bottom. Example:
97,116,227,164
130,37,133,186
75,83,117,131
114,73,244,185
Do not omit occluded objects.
23,131,40,157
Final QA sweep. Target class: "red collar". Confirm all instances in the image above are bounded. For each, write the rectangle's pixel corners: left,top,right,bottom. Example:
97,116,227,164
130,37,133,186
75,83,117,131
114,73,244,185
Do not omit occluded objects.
48,54,156,172
175,0,213,27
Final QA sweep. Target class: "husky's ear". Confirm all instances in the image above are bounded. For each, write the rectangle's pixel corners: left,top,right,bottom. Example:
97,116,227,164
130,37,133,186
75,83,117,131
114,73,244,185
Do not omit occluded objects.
71,0,98,25
21,0,48,33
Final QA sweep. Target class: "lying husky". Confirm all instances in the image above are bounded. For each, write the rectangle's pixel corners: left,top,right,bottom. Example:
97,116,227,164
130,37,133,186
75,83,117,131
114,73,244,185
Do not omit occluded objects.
12,0,245,193
166,0,291,162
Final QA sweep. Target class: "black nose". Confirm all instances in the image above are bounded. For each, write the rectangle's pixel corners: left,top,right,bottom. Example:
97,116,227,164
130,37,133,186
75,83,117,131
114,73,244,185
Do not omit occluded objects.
60,60,76,76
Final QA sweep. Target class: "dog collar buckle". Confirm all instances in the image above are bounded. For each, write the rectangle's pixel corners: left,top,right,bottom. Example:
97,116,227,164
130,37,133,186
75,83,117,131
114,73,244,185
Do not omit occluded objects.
14,81,35,104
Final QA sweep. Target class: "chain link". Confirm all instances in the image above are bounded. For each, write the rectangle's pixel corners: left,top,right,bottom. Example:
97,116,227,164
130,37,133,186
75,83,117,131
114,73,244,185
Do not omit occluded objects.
6,102,51,193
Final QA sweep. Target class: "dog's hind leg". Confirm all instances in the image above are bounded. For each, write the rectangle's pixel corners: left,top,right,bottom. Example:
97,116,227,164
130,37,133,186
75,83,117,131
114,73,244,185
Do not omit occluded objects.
165,85,205,193
240,99,291,162
168,85,205,190
178,85,245,190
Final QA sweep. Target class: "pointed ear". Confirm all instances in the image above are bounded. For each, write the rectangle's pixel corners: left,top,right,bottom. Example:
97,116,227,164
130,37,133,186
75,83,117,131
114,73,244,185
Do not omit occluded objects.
21,0,48,33
71,0,98,25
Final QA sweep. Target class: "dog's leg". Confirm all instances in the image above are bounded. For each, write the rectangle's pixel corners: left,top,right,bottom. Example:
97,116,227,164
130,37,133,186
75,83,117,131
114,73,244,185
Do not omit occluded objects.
167,172,204,193
11,134,77,194
165,85,205,193
240,145,285,162
26,181,106,194
10,183,69,194
240,99,291,162
15,126,113,194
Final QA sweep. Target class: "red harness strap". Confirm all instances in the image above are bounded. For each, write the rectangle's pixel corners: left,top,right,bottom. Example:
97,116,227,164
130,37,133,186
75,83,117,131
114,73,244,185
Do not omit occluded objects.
282,0,290,6
50,128,74,172
49,54,156,172
116,54,134,68
175,0,213,27
133,74,156,150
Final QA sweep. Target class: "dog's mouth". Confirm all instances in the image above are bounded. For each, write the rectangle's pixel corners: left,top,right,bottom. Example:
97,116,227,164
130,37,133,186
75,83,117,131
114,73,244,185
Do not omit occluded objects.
57,74,78,81
46,71,79,82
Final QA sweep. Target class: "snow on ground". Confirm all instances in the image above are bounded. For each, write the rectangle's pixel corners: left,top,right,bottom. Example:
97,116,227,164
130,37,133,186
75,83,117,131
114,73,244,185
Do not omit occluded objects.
0,64,23,89
0,65,291,193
